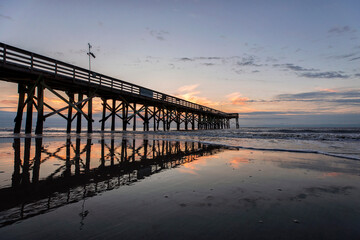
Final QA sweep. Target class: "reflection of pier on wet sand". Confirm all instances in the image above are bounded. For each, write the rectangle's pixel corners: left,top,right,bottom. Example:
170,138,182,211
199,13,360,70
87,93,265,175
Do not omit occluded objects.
0,137,227,227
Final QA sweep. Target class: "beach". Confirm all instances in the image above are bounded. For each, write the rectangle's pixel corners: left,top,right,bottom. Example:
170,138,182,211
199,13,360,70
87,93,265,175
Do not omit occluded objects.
0,128,359,239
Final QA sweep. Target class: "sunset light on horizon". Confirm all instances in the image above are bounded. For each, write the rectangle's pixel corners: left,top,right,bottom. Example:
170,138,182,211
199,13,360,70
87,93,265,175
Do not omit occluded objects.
0,0,359,126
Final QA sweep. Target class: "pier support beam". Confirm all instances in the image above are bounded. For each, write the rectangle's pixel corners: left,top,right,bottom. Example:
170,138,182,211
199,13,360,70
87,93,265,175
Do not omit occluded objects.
176,111,180,130
76,93,83,134
66,93,74,133
122,101,128,131
111,99,116,131
144,106,149,131
14,84,26,133
163,108,166,131
198,114,201,130
25,84,34,134
35,84,44,134
192,113,195,130
133,103,137,131
153,106,157,131
101,98,106,131
87,93,93,133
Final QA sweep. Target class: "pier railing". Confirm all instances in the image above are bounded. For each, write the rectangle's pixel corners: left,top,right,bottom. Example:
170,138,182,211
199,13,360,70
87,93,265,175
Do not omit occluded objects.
0,42,227,116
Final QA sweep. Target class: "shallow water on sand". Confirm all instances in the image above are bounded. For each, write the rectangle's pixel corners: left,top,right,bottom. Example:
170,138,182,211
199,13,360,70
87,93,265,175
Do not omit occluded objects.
0,134,359,239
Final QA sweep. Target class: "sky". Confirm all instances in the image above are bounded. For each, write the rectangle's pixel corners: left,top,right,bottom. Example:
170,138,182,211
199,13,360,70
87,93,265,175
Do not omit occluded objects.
0,0,359,127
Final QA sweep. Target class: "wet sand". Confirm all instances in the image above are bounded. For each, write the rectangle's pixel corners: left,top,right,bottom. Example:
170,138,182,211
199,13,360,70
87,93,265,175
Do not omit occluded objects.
0,135,359,239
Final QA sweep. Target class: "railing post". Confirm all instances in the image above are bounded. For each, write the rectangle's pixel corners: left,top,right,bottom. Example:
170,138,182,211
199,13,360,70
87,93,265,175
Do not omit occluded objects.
30,53,34,69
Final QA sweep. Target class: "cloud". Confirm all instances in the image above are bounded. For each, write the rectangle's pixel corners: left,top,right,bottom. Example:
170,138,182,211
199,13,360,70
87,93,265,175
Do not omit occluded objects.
330,53,358,59
299,71,349,79
350,56,360,61
177,84,200,93
275,89,360,105
202,63,215,66
226,92,249,105
148,29,169,41
178,57,193,62
239,111,310,116
328,25,354,34
0,100,17,105
0,14,12,20
236,56,261,67
174,84,219,107
275,63,318,72
273,62,351,79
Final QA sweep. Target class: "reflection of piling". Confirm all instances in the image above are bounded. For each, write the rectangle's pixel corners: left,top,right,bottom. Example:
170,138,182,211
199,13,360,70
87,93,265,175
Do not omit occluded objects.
66,93,74,133
12,138,21,187
75,138,81,175
32,138,42,183
85,139,92,173
65,138,71,177
22,138,31,185
2,134,228,226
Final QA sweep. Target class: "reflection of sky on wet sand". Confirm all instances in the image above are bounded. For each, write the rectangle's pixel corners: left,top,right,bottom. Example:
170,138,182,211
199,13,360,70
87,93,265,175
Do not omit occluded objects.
0,136,359,239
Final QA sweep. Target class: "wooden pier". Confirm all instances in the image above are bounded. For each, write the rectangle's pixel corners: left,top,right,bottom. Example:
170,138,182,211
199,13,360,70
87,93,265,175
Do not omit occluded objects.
0,43,239,133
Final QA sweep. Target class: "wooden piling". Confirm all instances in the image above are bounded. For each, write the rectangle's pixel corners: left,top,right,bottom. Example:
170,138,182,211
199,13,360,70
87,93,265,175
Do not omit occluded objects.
101,98,106,131
153,106,157,131
14,84,25,133
111,99,116,131
76,93,83,133
176,111,180,130
145,106,149,131
133,103,136,131
163,108,166,131
35,84,44,135
122,102,127,131
25,85,34,134
66,93,74,133
88,94,93,133
192,113,195,130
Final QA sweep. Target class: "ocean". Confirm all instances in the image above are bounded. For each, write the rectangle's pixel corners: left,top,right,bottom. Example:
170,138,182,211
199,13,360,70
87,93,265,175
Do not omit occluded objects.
0,127,359,239
1,127,359,160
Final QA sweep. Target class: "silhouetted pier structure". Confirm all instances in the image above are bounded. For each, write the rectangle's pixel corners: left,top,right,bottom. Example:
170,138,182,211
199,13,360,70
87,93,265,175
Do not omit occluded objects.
0,137,227,227
0,43,239,134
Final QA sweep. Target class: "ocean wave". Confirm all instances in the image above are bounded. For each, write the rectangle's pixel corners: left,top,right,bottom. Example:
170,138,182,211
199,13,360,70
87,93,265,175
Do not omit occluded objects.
0,127,359,141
